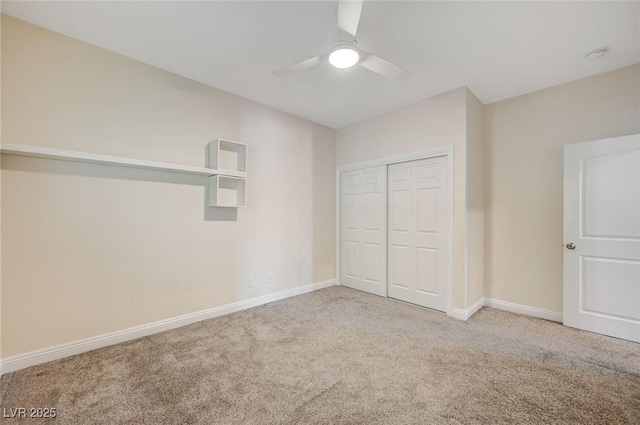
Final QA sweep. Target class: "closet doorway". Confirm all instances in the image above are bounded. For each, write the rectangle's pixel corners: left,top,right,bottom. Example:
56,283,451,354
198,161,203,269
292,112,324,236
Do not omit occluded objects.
338,149,452,313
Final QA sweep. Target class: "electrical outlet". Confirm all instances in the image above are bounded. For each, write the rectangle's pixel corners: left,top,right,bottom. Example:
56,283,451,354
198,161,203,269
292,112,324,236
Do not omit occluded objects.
268,273,275,284
247,277,255,288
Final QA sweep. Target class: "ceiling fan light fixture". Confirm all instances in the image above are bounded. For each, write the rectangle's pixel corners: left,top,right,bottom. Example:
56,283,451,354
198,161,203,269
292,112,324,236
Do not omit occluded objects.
329,45,360,69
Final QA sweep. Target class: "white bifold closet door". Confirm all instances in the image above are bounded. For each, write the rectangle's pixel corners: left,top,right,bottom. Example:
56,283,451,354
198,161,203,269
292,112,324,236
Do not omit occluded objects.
340,166,387,296
388,156,448,312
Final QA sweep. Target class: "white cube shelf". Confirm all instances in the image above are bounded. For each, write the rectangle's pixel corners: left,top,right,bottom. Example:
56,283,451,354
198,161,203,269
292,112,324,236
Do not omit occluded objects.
209,175,246,208
208,139,247,174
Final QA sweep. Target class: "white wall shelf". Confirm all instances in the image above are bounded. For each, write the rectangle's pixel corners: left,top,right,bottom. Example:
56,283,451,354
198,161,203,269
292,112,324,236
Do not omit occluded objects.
0,143,246,178
208,139,247,174
2,142,249,209
208,175,246,208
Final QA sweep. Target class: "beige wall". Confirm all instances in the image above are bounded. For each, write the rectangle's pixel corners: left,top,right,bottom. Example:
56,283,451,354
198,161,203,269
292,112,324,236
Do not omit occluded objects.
465,89,484,307
0,15,3,364
484,64,640,312
336,88,470,310
1,15,336,357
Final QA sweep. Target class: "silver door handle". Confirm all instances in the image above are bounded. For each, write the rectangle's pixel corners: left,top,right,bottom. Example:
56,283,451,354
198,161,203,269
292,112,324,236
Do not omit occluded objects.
566,242,576,250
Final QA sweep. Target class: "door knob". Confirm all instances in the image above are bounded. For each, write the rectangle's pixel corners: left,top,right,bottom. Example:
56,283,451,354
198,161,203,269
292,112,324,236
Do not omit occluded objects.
566,242,576,250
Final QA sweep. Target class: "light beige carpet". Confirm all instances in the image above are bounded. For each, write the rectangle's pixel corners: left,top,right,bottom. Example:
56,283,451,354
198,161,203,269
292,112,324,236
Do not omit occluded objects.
1,286,639,424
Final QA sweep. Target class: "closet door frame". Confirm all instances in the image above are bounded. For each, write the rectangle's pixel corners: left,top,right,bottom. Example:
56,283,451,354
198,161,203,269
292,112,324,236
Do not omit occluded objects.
336,146,455,317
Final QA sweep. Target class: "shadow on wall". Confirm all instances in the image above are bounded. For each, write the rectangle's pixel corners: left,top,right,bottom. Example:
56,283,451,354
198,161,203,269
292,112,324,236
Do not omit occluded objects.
204,190,237,221
1,154,238,222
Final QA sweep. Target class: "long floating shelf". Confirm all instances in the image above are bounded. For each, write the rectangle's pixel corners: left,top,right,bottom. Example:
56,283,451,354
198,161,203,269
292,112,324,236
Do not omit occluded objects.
0,143,246,178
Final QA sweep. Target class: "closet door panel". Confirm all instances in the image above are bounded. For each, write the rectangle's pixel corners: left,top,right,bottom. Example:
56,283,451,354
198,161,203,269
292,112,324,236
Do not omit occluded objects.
388,156,448,311
340,166,387,296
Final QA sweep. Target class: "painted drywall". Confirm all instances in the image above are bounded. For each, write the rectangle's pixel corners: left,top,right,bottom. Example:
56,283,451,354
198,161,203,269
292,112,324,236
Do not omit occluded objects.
484,64,640,313
0,15,3,370
1,15,336,357
465,89,484,307
336,88,470,310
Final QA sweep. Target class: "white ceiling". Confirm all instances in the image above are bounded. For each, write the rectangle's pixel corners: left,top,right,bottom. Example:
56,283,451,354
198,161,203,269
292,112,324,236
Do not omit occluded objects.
2,1,639,129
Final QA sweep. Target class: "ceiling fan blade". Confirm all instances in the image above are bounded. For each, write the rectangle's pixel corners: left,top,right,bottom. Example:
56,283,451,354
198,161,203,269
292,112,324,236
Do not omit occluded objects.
273,54,327,77
359,52,409,81
337,0,363,39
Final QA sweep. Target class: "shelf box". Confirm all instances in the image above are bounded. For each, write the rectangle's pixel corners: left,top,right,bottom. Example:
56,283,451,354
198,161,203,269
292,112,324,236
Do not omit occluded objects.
208,139,247,174
208,175,246,208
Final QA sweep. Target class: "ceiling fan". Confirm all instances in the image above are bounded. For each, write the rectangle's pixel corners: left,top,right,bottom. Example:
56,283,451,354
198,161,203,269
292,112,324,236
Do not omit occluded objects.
274,0,409,81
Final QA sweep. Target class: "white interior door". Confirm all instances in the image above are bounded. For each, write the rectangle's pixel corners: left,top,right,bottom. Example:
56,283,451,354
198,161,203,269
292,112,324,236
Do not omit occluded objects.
388,156,448,311
564,134,640,343
340,166,387,296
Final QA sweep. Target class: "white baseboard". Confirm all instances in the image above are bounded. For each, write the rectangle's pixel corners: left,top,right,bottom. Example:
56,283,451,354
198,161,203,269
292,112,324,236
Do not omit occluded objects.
450,297,485,321
484,297,563,323
466,297,485,318
450,297,562,323
1,279,336,376
449,309,467,321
